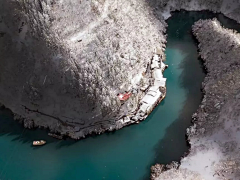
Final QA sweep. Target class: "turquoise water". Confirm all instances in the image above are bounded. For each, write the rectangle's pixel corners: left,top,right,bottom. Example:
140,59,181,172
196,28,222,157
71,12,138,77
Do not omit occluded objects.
1,11,240,180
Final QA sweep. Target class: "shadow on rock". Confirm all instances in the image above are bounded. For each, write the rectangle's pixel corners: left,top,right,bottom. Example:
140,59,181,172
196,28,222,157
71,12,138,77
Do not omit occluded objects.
0,106,80,148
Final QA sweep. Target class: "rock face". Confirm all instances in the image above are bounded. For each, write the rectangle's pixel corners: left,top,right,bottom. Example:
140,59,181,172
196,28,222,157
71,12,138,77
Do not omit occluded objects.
0,0,168,138
152,18,240,180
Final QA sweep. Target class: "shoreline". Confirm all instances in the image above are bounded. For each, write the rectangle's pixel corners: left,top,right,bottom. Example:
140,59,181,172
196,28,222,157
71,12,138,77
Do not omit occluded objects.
3,0,240,140
0,0,169,140
14,53,168,140
148,0,240,179
151,16,240,180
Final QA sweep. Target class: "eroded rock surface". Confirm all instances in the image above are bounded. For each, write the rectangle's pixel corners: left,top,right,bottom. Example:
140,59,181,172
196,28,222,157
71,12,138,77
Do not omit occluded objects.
152,18,240,180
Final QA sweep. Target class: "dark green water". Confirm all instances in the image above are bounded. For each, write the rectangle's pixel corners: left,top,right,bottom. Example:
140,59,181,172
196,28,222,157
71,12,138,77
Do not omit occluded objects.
1,11,240,180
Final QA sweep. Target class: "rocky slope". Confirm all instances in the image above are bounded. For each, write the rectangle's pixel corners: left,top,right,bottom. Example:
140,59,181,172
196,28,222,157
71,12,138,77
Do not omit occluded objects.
0,0,168,138
152,18,240,180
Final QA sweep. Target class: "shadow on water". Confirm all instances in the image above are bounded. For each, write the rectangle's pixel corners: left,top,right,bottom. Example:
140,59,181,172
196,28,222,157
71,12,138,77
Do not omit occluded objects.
151,53,205,162
0,1,74,149
0,105,125,150
141,10,240,179
0,107,55,144
141,50,205,180
0,106,81,149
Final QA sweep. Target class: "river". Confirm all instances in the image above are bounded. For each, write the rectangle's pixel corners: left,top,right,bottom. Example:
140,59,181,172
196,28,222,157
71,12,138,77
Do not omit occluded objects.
1,11,240,180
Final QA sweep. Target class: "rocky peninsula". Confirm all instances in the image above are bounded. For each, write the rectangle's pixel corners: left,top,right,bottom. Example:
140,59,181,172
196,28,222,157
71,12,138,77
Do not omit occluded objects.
1,0,240,138
0,0,169,139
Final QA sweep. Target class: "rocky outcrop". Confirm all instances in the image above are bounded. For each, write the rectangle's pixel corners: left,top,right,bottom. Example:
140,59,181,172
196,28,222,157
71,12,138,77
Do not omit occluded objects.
152,18,240,180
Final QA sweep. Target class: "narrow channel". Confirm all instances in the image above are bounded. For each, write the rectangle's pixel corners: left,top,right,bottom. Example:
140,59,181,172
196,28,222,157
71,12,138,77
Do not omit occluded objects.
0,11,240,180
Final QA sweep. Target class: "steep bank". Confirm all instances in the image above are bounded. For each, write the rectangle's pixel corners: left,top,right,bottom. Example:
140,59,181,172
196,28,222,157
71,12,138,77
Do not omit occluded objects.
0,0,167,138
152,18,240,180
